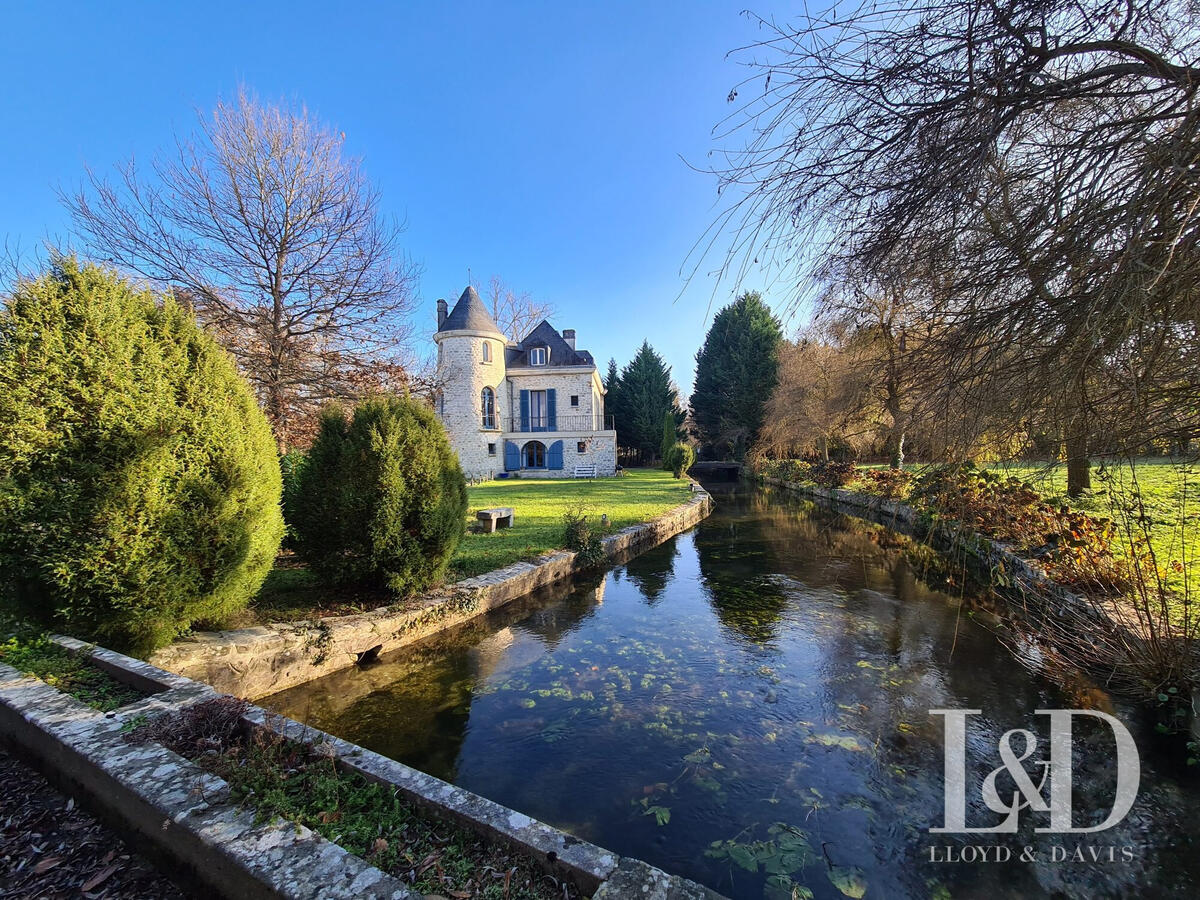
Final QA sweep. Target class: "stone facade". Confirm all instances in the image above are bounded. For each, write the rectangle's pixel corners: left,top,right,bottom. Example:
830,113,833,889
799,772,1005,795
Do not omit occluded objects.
434,287,618,480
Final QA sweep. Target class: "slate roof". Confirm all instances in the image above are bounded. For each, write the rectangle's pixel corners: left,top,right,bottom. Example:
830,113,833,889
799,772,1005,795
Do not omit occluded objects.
505,319,594,368
439,286,503,334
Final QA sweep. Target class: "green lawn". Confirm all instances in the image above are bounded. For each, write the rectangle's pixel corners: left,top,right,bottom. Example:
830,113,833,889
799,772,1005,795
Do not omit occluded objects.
986,458,1198,600
230,468,691,627
852,457,1197,600
450,468,693,579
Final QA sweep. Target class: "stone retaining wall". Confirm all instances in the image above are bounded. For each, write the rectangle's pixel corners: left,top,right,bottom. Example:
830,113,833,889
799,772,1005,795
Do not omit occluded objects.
1,640,722,899
151,486,714,700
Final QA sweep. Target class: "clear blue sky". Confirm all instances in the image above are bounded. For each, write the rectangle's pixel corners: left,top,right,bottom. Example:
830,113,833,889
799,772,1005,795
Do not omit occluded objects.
1,1,803,397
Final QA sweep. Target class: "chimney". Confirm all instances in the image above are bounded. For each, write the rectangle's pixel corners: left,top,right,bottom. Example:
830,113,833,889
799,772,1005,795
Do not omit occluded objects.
436,298,448,330
562,328,576,350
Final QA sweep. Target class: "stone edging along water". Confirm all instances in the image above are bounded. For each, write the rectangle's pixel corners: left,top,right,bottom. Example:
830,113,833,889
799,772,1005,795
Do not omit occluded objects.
150,484,715,701
0,638,724,900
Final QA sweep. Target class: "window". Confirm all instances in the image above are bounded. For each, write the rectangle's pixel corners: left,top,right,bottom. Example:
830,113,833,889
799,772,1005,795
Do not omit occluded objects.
523,440,546,468
481,341,492,363
577,441,587,453
570,394,579,407
529,390,548,429
481,387,496,429
488,443,496,456
529,347,548,365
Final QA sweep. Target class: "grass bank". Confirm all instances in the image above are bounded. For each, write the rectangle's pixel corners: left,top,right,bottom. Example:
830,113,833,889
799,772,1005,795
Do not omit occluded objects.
845,458,1196,599
234,468,692,625
450,467,692,579
986,458,1197,600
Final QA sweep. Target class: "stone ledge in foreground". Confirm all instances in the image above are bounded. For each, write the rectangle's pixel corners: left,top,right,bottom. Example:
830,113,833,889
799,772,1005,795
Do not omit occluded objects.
1,641,726,900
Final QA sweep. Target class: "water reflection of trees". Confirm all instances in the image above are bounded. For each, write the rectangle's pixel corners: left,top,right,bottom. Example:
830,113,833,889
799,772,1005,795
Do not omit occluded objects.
695,499,790,644
622,536,678,605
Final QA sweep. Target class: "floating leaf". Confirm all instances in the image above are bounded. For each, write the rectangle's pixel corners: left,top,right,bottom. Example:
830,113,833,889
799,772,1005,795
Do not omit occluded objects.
729,843,758,871
643,804,671,826
805,733,865,752
827,865,868,898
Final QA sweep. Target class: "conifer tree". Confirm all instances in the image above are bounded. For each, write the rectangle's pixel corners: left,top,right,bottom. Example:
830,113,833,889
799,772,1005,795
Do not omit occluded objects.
612,342,684,459
690,291,783,459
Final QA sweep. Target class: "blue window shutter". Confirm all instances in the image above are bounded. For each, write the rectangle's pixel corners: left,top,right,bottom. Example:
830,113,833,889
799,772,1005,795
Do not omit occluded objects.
504,440,520,471
547,389,557,431
548,440,563,470
519,390,530,431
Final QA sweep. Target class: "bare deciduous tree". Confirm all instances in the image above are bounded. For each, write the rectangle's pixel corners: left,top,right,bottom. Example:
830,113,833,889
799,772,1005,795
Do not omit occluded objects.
704,1,1200,491
756,327,872,462
476,275,555,341
65,87,419,450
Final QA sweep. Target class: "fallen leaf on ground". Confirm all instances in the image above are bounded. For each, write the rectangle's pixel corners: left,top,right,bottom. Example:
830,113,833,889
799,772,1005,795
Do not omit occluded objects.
82,863,120,892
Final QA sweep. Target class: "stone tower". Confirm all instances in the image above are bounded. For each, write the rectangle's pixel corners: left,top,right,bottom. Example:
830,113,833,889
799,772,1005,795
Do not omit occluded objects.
434,286,508,479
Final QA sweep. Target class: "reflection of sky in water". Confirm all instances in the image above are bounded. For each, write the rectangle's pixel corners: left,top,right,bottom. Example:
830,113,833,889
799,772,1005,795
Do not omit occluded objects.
264,487,1198,900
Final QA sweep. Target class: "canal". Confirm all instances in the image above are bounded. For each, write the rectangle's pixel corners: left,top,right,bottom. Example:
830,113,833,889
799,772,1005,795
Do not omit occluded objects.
263,481,1197,899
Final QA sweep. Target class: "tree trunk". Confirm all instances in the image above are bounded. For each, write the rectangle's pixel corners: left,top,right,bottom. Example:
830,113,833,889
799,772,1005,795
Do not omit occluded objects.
888,431,905,470
819,435,830,462
1065,433,1090,497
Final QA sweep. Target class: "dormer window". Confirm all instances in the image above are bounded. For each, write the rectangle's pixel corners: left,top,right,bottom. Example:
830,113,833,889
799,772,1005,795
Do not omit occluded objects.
530,347,548,365
481,341,492,363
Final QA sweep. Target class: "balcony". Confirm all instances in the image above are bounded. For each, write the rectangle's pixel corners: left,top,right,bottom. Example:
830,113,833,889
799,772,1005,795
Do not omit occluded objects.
504,413,614,433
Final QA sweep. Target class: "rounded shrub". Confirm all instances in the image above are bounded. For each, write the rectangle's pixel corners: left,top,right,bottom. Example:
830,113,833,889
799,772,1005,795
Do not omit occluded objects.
289,396,468,593
665,442,696,479
0,258,284,654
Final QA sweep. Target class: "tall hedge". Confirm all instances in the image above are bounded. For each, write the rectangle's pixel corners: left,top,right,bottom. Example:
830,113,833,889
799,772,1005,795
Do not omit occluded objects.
0,259,284,653
289,396,468,593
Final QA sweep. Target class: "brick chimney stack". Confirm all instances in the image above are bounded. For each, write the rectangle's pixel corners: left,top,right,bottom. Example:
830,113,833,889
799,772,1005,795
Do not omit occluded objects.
436,298,448,330
562,328,576,350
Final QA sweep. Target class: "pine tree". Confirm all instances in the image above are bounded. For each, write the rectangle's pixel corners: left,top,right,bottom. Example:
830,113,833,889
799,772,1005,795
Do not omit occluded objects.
614,342,684,459
690,291,783,459
604,357,622,433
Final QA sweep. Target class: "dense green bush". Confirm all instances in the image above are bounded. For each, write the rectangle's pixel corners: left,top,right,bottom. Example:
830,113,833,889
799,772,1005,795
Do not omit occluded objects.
660,410,678,470
562,508,606,568
664,442,696,478
279,450,308,551
0,259,283,654
289,396,467,592
756,459,813,483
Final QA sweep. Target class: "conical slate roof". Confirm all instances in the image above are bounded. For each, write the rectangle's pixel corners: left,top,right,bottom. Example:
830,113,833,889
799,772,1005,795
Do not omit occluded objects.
440,286,503,335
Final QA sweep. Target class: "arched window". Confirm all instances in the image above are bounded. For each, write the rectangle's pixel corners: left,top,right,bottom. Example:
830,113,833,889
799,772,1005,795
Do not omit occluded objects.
481,387,496,429
523,440,546,469
481,341,492,363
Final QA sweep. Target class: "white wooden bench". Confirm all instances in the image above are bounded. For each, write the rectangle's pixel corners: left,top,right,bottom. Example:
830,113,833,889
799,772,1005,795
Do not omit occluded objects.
573,464,598,478
476,507,515,533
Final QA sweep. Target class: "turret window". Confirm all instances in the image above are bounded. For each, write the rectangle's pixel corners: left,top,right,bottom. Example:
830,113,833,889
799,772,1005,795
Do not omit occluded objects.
481,341,492,363
481,387,496,429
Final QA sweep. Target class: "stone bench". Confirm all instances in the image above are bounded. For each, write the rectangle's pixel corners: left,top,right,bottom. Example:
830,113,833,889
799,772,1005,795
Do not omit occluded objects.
476,506,515,533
